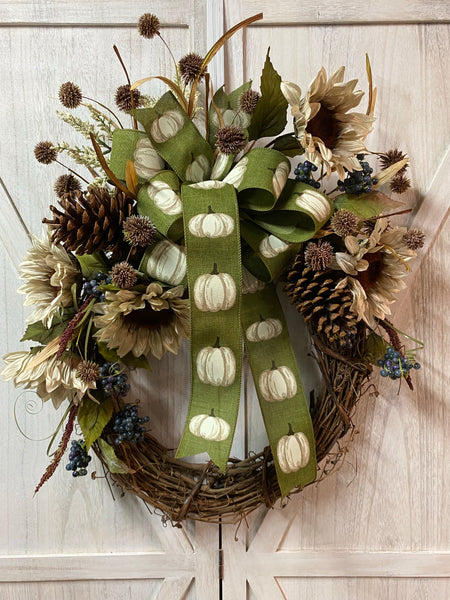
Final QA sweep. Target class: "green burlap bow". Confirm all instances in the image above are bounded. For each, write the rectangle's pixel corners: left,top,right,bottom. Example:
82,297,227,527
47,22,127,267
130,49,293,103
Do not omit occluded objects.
109,91,332,496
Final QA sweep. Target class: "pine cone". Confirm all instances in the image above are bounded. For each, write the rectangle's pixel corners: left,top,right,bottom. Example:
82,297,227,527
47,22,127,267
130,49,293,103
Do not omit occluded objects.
43,187,136,259
285,255,358,347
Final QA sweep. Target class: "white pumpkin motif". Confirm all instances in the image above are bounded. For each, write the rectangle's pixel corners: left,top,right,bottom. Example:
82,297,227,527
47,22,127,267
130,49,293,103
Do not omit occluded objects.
144,240,186,285
133,137,165,179
189,410,231,442
242,266,265,294
246,317,283,343
147,180,182,215
223,157,249,188
272,161,290,198
210,152,231,180
295,189,331,223
259,361,297,402
186,154,210,182
189,180,227,190
188,206,234,238
196,337,236,387
259,235,290,259
193,265,236,312
277,425,310,473
151,110,184,144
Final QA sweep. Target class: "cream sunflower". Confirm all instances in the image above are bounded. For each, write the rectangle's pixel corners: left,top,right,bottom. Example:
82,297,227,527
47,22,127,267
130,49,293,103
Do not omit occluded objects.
332,218,416,326
1,350,94,409
281,67,374,179
94,283,190,359
18,229,80,327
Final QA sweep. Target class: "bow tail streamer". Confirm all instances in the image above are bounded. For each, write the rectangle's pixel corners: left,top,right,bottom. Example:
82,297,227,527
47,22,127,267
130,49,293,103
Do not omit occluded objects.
175,182,242,471
241,284,317,496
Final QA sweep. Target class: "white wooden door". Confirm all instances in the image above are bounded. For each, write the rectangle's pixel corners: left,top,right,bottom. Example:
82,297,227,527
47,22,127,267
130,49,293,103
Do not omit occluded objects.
1,1,449,599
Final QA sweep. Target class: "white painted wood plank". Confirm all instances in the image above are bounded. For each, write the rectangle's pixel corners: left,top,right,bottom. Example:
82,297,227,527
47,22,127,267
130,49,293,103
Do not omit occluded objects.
247,575,286,600
193,522,220,600
155,576,193,600
222,0,450,24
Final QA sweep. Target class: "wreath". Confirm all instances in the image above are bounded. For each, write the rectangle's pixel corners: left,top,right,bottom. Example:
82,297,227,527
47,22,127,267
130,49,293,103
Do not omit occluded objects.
2,12,425,525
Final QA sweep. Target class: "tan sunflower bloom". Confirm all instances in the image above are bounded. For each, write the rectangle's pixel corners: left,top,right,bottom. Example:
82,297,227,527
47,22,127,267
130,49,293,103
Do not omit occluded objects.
18,229,79,327
1,350,93,409
94,283,190,359
281,67,374,179
332,219,415,326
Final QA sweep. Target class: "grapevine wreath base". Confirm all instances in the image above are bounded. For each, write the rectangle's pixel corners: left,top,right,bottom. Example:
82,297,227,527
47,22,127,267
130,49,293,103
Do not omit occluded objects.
94,325,371,524
2,11,425,526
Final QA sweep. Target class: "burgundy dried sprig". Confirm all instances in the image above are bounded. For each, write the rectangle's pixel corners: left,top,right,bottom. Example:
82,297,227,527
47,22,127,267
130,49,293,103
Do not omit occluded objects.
57,295,94,359
34,404,78,494
377,318,414,391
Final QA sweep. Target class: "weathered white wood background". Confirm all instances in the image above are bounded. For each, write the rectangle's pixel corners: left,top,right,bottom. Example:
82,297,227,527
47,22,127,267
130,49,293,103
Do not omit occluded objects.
0,1,449,598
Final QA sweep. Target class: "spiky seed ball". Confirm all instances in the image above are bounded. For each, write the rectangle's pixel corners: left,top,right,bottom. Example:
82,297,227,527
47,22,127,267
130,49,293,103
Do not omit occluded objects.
178,52,206,85
239,89,260,113
115,84,142,112
402,228,425,250
59,81,82,109
76,360,101,384
379,149,409,175
123,215,156,247
304,240,334,271
330,209,359,237
54,174,82,197
111,262,138,289
138,13,160,39
34,141,57,164
390,174,411,194
216,125,247,155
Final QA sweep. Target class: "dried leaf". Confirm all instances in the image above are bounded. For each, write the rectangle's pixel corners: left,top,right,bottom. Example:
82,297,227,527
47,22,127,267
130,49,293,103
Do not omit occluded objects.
126,159,139,198
89,133,134,198
130,76,188,112
373,158,409,188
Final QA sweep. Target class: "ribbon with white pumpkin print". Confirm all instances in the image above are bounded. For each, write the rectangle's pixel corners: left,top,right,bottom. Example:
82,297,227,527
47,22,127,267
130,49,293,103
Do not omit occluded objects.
241,283,317,496
175,181,242,471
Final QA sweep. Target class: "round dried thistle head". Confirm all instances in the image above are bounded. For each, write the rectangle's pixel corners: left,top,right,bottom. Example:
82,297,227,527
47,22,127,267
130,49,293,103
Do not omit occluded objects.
402,228,425,250
123,215,156,247
34,141,57,164
330,209,359,237
115,84,142,112
76,360,101,384
379,149,409,175
178,52,206,85
54,173,82,197
304,240,334,271
390,174,411,194
58,81,83,109
111,261,138,289
138,13,160,39
215,125,247,155
239,89,260,114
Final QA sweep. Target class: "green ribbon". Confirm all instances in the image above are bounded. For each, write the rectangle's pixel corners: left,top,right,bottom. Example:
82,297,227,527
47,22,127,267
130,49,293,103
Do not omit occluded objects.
107,92,333,493
175,181,242,471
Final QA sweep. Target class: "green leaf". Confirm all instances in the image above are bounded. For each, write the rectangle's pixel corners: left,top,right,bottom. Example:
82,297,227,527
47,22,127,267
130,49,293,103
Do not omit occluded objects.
269,132,304,157
247,49,288,141
97,342,151,371
208,81,252,146
334,191,402,219
97,439,129,473
78,396,113,450
21,319,67,345
76,252,110,279
365,331,388,364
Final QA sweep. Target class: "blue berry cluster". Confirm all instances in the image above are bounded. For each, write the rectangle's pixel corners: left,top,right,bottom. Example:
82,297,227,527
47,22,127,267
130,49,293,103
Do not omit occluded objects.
99,362,130,397
66,439,92,477
81,272,111,302
338,154,378,195
378,346,421,379
294,160,320,189
112,404,150,444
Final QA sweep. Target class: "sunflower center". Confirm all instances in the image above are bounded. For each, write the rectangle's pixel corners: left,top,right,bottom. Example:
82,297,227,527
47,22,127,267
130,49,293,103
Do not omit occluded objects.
123,304,174,331
306,104,339,148
357,252,383,291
